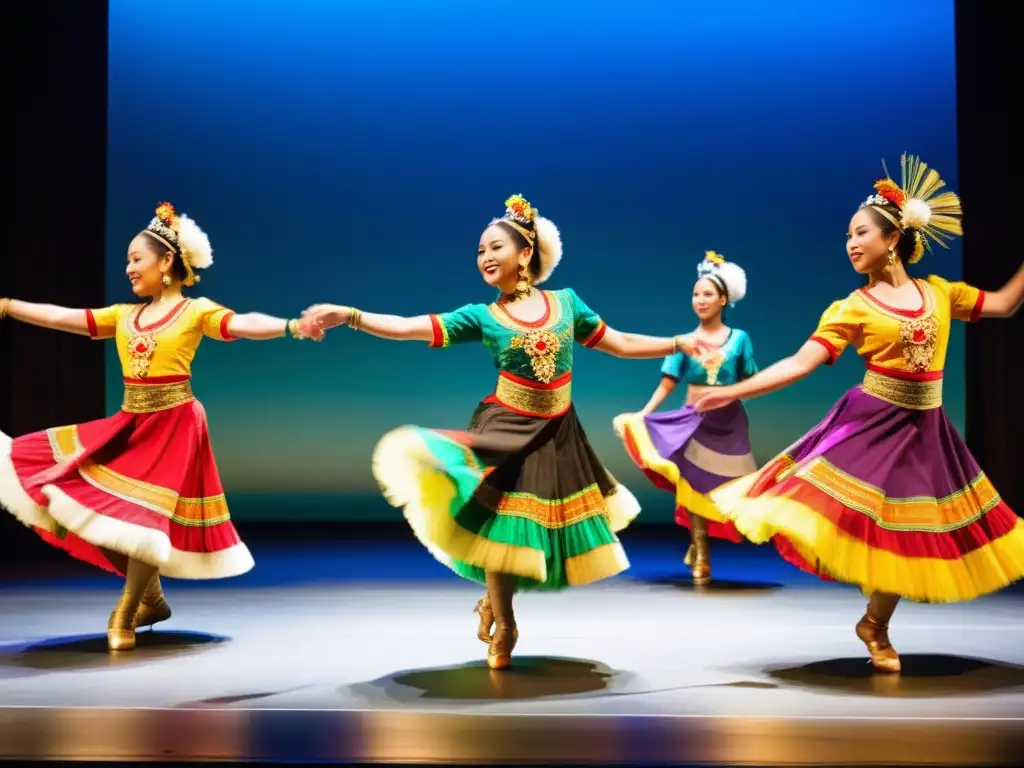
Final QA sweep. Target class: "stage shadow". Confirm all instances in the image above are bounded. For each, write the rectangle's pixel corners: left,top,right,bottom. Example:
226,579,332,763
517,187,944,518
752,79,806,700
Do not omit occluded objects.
768,654,1024,698
180,685,315,707
0,629,228,676
635,574,783,593
351,656,622,702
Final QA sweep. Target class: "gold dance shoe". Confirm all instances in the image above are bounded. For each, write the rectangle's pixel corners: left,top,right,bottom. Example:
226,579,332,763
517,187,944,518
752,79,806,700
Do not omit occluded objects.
487,618,518,670
856,614,901,673
107,604,138,651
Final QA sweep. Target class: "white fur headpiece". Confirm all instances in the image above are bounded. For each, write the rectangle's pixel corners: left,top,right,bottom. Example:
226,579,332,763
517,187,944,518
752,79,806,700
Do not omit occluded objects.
696,251,747,305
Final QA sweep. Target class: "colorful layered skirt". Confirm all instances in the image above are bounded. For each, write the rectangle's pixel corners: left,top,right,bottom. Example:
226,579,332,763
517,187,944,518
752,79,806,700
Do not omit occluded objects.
709,369,1024,602
0,377,253,579
372,372,641,590
614,402,756,541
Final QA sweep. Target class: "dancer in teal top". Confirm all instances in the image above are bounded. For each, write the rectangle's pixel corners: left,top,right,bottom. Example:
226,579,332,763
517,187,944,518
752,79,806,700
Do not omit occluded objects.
614,252,759,585
300,194,706,670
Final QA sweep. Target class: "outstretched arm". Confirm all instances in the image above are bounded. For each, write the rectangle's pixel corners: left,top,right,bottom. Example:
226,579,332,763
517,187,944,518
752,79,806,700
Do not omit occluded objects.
1,299,90,336
301,303,434,342
978,263,1024,318
726,341,829,400
695,341,829,412
226,313,317,341
594,328,703,359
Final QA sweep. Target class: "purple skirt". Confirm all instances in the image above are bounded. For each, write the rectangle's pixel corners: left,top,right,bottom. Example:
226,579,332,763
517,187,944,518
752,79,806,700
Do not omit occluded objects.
711,385,1024,602
616,402,756,541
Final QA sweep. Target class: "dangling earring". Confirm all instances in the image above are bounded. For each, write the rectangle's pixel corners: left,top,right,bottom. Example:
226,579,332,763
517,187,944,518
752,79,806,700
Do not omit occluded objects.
161,273,171,287
513,263,532,301
887,245,896,267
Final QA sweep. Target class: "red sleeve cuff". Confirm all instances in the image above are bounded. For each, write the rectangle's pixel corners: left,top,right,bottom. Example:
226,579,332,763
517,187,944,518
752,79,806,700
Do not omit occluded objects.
969,291,985,323
582,320,607,348
428,315,445,348
85,309,99,338
809,335,839,365
220,312,237,341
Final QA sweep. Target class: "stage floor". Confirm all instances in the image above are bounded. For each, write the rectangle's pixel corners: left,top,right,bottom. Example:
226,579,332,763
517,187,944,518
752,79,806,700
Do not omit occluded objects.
1,569,1022,765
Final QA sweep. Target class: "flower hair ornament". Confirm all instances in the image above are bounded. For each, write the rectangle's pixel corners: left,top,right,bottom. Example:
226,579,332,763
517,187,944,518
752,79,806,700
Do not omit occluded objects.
861,154,963,264
491,194,563,285
696,250,747,305
142,202,214,287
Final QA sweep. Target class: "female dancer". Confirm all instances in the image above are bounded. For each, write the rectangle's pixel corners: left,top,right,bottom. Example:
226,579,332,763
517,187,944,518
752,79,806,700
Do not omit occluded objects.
694,155,1024,672
0,202,317,651
301,194,706,669
613,252,758,585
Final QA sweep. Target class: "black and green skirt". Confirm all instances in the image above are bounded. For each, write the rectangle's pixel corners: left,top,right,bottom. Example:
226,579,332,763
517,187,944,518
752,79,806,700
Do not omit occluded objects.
372,402,641,590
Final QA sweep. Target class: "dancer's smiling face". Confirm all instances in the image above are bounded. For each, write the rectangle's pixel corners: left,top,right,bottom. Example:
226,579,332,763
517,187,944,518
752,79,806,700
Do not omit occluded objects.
126,234,177,297
847,208,901,275
478,223,534,292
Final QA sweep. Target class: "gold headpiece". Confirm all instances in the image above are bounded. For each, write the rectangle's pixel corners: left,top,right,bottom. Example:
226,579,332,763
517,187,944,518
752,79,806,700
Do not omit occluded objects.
141,202,213,286
862,154,963,264
499,194,537,242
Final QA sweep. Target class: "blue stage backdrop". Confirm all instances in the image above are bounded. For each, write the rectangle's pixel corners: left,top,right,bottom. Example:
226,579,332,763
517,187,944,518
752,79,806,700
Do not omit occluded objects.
106,0,960,521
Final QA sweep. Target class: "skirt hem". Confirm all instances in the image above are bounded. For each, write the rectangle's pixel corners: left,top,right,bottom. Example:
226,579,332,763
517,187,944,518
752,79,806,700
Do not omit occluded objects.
714,473,1024,603
42,484,254,580
373,425,635,590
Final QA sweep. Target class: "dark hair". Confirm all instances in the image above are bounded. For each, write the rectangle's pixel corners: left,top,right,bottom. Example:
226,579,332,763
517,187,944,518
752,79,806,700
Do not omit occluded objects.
139,231,189,282
494,220,541,278
862,204,917,263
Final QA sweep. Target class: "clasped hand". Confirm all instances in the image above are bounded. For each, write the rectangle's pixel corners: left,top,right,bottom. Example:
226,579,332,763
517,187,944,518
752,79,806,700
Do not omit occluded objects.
294,303,351,339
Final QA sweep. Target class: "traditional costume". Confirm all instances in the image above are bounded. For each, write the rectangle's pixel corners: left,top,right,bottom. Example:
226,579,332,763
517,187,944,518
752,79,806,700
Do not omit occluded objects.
0,203,254,648
706,155,1024,669
373,196,640,592
614,253,758,584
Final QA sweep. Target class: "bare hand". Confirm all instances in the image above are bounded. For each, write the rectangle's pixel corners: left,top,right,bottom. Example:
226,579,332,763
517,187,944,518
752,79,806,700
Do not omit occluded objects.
294,315,325,341
693,389,737,413
303,304,351,331
676,334,712,357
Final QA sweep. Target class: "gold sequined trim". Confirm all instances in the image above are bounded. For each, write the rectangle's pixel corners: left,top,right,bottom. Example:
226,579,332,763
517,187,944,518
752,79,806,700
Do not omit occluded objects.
122,380,195,413
861,370,942,410
494,373,572,417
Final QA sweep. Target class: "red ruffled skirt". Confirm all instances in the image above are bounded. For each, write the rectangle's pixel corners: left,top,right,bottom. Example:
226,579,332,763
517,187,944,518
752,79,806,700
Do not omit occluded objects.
0,377,253,579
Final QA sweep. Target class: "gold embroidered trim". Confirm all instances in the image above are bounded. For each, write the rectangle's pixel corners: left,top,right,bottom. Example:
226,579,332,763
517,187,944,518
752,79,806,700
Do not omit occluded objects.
474,483,607,528
494,374,571,417
861,370,942,410
898,315,939,372
122,380,195,413
508,327,572,383
801,457,999,531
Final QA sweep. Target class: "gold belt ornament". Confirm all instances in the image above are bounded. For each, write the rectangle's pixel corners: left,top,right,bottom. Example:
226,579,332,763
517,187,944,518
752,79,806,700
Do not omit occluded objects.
122,380,195,414
861,370,942,410
494,373,572,417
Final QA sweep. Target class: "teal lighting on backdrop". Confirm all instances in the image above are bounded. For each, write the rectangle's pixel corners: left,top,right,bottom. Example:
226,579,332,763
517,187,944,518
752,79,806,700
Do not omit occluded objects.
106,0,959,521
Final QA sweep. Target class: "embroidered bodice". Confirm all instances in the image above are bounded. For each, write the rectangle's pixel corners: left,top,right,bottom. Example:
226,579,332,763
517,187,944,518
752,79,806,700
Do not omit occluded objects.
660,328,758,386
427,288,606,383
87,297,237,380
809,275,984,374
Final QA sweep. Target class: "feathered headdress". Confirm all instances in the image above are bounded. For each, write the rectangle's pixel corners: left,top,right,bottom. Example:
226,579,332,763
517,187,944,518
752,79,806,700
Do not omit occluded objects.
142,202,214,287
861,154,963,264
696,250,747,305
491,194,563,284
